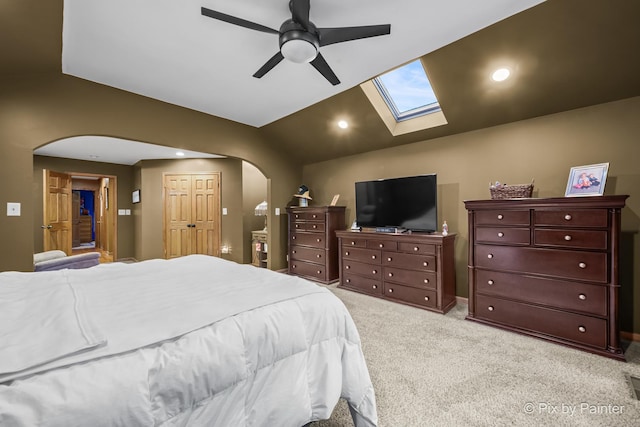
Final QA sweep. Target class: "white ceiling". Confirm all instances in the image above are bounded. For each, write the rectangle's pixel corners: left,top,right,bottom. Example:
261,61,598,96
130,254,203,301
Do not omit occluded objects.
34,136,223,166
61,0,544,128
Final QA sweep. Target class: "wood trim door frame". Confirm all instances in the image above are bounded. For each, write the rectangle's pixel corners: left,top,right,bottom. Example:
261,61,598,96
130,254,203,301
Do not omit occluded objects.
163,172,221,259
43,169,117,259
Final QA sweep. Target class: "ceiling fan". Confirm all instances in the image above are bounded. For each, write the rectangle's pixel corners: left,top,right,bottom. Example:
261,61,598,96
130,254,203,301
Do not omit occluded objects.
201,0,391,85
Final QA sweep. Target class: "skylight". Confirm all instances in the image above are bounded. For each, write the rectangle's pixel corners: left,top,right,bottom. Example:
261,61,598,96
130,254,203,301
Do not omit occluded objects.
373,60,441,122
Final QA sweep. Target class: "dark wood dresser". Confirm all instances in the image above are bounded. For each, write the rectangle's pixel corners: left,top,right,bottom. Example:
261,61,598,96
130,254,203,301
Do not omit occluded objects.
336,230,457,314
286,206,345,284
464,195,628,360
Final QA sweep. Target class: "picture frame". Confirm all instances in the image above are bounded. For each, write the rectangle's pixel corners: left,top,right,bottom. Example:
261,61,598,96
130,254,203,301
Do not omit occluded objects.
132,189,141,204
564,162,609,197
330,194,340,206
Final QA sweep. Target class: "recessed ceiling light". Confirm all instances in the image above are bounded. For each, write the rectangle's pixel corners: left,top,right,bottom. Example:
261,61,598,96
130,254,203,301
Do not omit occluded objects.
176,151,185,157
338,120,348,129
492,68,510,82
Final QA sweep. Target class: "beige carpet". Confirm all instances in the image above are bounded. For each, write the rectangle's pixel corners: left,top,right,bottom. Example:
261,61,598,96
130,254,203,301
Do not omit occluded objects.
314,284,640,427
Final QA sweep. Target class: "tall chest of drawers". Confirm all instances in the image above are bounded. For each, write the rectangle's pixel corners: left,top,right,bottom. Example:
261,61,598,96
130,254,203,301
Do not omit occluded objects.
336,230,457,314
465,196,628,360
286,206,345,284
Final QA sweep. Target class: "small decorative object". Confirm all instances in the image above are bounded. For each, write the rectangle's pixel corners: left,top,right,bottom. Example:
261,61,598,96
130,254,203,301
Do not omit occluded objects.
442,220,448,236
489,179,534,199
294,185,312,207
565,162,609,197
132,189,141,204
254,201,268,231
330,194,340,206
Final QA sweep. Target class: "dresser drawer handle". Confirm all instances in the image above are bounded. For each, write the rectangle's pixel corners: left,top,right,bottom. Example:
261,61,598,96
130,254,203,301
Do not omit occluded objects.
370,255,376,260
564,214,572,221
578,326,586,333
388,288,393,293
312,225,317,229
387,272,393,277
497,232,504,238
488,306,494,311
372,284,377,289
578,262,586,269
488,280,494,285
413,246,419,251
351,241,356,245
345,251,349,256
487,254,494,259
292,236,296,240
379,243,384,248
387,257,392,262
372,270,377,275
292,250,297,254
578,294,586,300
296,224,300,228
497,214,503,220
345,265,350,269
346,279,350,283
312,215,318,219
423,279,429,284
424,296,430,301
316,238,321,243
423,261,428,267
564,235,572,241
317,270,321,274
316,254,321,258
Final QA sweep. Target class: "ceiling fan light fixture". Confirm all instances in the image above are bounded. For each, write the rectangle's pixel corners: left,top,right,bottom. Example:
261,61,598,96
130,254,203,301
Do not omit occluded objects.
281,38,318,63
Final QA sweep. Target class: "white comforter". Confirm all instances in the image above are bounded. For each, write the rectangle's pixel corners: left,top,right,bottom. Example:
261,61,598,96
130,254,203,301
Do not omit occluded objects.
0,255,377,426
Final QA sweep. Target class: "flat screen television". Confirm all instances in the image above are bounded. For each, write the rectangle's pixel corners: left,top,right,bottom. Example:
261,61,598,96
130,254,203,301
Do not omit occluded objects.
355,174,437,232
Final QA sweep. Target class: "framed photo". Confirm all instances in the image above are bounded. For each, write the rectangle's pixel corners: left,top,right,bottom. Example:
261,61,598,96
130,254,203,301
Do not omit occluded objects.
330,194,340,206
565,163,609,197
132,189,141,204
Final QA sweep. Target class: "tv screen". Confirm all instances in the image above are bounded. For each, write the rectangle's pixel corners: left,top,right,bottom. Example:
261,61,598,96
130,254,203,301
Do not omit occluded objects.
355,174,437,232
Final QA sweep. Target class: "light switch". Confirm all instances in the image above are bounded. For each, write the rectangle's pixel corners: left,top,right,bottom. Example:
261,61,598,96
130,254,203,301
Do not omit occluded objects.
118,209,126,215
125,209,131,215
275,207,280,216
222,208,228,215
7,202,20,216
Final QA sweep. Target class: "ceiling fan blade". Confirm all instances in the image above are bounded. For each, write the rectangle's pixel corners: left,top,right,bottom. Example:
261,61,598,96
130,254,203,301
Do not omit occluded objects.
291,0,311,30
310,53,340,86
318,24,391,47
253,52,285,78
201,7,279,35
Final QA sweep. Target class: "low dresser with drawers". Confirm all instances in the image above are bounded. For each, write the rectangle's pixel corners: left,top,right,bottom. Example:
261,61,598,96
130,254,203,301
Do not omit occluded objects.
465,195,628,360
336,230,457,314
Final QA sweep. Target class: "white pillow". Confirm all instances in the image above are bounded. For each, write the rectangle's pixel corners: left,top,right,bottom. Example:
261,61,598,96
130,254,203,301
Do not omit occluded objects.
34,250,67,264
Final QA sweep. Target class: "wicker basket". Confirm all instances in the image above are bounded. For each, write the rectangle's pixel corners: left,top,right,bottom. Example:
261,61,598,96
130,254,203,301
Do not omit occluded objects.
489,180,534,199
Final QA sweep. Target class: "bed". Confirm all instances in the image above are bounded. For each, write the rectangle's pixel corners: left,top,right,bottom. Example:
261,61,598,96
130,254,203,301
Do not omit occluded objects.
0,255,377,427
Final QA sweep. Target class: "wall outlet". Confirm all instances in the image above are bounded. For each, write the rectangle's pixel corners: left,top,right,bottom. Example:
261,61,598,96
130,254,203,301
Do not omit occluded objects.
275,207,280,216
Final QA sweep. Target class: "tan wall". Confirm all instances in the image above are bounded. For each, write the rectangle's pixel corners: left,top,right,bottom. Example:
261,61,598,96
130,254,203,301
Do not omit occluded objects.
302,97,640,333
0,73,300,272
135,158,244,263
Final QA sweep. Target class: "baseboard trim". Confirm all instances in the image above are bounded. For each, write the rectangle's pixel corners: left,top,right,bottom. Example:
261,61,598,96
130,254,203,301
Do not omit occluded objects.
621,331,640,343
115,257,138,263
456,296,469,305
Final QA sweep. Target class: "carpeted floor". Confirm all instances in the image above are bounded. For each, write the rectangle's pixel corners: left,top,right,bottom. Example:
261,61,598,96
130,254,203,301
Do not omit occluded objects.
314,284,640,427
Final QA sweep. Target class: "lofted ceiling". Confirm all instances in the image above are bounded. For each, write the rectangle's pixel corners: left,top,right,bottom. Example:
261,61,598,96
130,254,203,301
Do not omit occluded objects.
3,0,640,166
